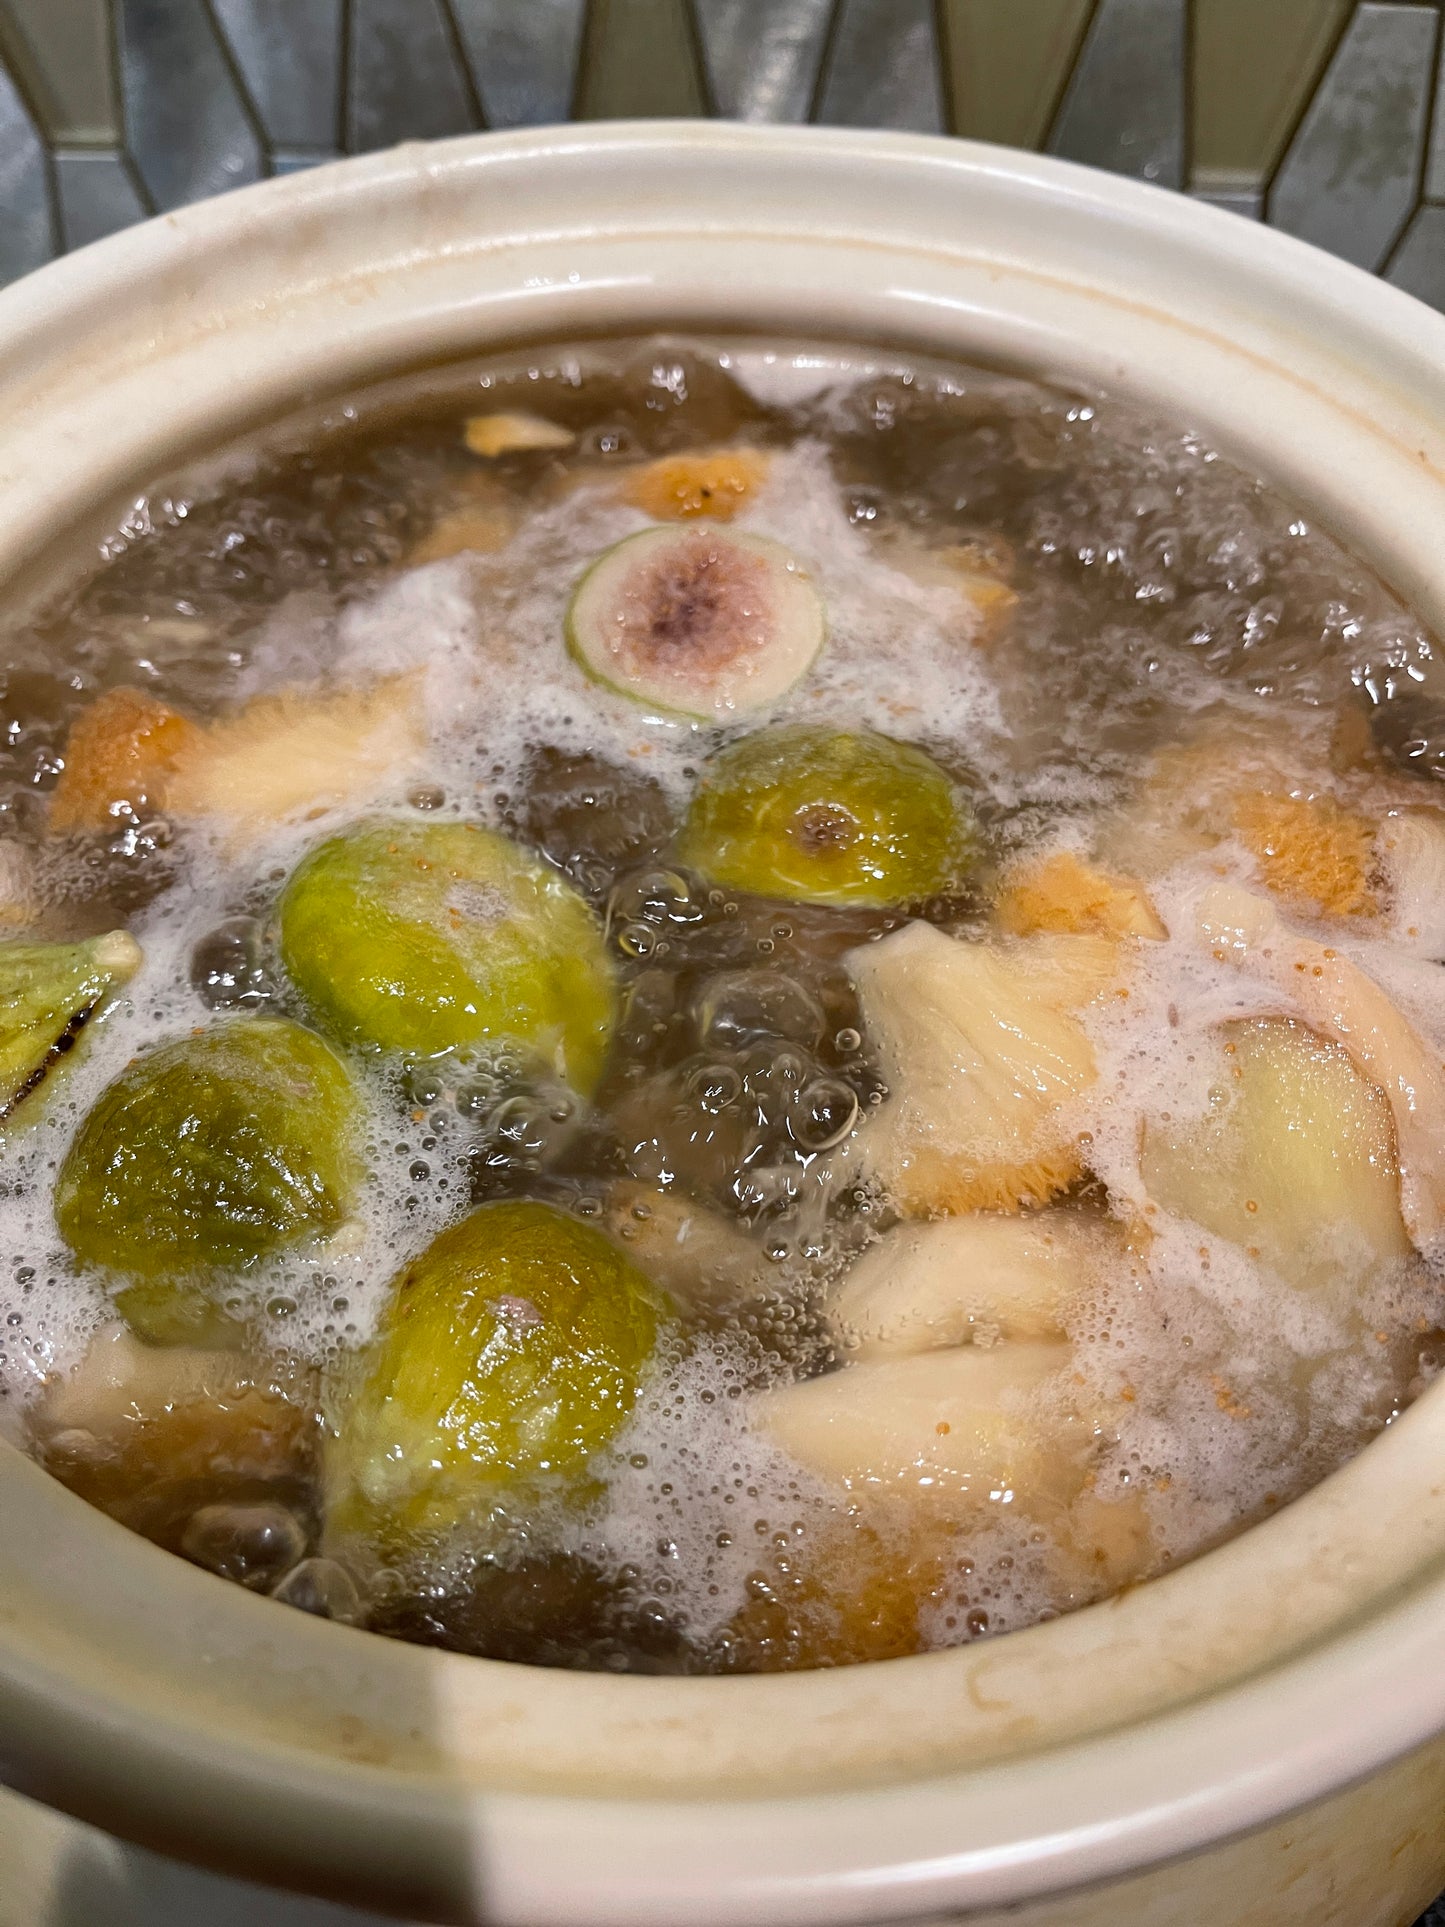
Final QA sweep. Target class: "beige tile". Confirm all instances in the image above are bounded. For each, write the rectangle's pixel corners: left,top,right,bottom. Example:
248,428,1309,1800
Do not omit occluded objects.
0,0,115,145
1191,0,1351,201
938,0,1092,148
574,0,709,117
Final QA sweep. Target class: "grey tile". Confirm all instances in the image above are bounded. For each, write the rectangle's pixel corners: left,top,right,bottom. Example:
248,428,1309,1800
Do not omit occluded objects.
695,0,833,122
117,0,266,211
451,0,585,127
347,0,481,150
1426,11,1445,202
0,55,53,283
813,0,944,134
54,148,150,251
212,0,342,149
1048,0,1186,188
1269,2,1439,274
0,0,117,144
574,0,709,118
1385,201,1445,312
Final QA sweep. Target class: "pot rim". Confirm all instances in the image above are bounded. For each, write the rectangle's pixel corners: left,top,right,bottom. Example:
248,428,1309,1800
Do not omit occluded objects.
2,121,1445,1926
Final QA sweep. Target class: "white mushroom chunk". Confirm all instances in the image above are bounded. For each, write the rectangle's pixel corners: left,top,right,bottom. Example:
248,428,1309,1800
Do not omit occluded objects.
32,1324,314,1495
830,1212,1120,1358
1378,811,1445,958
166,676,426,829
847,922,1118,1216
604,1181,770,1313
881,536,1019,643
757,1340,1081,1505
1196,881,1445,1243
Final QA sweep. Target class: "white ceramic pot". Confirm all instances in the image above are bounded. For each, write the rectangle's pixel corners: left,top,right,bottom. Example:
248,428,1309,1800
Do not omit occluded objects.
2,123,1445,1927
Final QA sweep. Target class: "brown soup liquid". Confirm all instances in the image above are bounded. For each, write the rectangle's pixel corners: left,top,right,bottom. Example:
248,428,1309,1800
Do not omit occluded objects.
3,335,1444,1673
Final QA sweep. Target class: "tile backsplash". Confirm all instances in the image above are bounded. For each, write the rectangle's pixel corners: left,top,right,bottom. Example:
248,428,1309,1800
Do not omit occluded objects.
0,0,1441,308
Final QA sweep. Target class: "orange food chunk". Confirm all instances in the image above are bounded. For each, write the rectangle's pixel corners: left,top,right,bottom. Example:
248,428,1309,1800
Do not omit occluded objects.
996,851,1166,942
462,411,572,458
48,687,202,833
623,448,769,522
892,540,1019,644
1230,789,1377,918
716,1511,953,1671
411,472,518,564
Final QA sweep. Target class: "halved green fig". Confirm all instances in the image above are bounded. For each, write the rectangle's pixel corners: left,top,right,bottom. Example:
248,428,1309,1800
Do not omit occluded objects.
565,525,824,720
55,1018,362,1321
278,819,616,1092
677,725,977,907
0,930,141,1123
326,1199,671,1544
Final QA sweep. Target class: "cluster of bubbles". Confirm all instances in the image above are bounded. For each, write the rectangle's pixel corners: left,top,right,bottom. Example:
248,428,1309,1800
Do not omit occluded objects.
601,865,883,1229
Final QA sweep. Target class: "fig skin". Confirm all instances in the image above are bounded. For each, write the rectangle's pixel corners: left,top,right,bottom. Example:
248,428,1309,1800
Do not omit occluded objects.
325,1199,671,1544
678,725,978,908
0,929,141,1123
278,819,617,1093
54,1018,362,1324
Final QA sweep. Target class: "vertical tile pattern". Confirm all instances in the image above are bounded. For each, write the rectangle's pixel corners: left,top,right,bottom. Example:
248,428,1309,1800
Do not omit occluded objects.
1268,2,1439,274
1426,18,1445,204
937,0,1092,149
813,0,945,134
574,0,709,119
695,0,834,123
346,0,480,152
54,148,149,250
0,55,52,280
451,0,586,128
1191,0,1352,206
212,0,342,152
1048,0,1186,187
0,0,116,143
117,0,266,211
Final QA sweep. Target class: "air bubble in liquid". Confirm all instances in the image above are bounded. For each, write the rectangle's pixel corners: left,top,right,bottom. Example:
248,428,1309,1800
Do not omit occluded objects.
271,1556,365,1625
693,970,826,1053
181,1502,307,1590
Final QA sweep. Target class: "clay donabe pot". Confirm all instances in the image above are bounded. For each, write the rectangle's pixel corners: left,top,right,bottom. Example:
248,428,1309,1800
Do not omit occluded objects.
1,122,1444,1927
